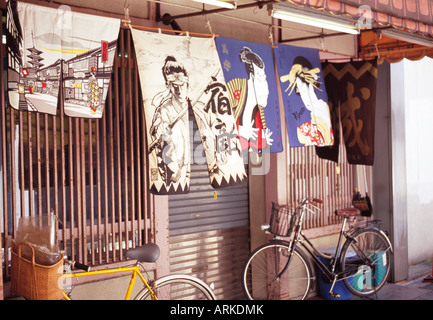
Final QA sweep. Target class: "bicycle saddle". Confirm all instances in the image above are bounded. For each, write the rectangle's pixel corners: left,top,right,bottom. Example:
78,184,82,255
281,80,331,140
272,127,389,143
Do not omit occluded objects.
335,207,361,217
126,243,160,263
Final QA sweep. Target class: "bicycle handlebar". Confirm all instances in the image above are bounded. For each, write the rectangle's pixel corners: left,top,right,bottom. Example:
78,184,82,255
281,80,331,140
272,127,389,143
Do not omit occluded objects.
74,262,91,272
312,198,323,204
302,197,323,206
65,260,91,272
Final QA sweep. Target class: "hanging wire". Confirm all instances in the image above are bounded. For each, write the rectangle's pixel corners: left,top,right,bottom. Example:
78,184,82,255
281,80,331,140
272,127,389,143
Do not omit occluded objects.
124,20,217,37
145,0,320,37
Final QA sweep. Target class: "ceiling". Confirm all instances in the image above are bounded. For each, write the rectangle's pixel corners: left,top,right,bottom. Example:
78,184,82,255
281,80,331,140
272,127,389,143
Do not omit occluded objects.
18,0,433,62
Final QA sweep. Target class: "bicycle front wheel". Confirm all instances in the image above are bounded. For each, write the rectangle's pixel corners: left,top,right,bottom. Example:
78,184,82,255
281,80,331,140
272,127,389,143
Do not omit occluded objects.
134,274,216,300
340,228,392,297
242,242,311,300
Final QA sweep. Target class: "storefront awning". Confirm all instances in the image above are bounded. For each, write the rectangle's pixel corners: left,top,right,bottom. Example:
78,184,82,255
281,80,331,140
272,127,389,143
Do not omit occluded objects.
289,0,433,63
289,0,433,37
359,29,433,63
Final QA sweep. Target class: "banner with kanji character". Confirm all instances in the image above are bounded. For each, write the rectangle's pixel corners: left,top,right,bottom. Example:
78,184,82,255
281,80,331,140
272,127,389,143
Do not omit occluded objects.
215,37,283,153
273,44,334,147
131,29,247,195
7,1,120,118
317,60,377,165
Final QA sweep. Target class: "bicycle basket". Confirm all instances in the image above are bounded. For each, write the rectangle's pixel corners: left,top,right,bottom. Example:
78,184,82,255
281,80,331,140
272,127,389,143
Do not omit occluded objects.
11,242,64,300
269,203,295,237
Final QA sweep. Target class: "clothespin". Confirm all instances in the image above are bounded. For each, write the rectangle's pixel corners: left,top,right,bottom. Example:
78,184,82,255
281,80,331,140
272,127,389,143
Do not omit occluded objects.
375,43,380,58
268,25,273,45
320,35,326,52
269,25,278,48
205,17,214,37
123,2,131,26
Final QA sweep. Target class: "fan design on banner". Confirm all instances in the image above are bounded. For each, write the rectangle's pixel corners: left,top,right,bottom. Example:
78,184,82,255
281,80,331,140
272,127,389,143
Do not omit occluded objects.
215,37,283,154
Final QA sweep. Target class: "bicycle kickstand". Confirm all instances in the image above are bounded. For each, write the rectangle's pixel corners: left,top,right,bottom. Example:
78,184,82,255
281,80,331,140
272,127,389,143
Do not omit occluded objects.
328,276,341,299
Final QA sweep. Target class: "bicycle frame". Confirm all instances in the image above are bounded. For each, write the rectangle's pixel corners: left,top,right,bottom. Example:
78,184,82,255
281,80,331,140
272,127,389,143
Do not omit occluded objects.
276,202,364,284
292,224,354,283
246,198,395,300
62,264,156,300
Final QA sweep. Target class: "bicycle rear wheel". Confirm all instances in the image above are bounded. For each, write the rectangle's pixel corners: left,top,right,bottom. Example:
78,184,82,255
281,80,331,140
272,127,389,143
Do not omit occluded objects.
242,242,311,300
340,228,392,297
134,274,216,300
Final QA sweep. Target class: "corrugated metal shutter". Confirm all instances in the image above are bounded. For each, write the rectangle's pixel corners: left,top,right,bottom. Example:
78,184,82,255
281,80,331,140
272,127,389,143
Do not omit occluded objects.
168,111,250,300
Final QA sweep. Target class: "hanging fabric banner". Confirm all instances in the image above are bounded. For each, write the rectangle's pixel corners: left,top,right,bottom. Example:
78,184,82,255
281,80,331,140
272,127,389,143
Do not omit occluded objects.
131,29,247,195
215,37,283,154
317,60,377,165
273,44,334,147
7,1,120,118
314,62,341,163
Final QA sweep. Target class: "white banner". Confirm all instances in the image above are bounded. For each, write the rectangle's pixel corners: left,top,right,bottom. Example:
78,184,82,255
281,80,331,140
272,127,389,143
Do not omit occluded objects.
131,29,247,195
7,1,120,118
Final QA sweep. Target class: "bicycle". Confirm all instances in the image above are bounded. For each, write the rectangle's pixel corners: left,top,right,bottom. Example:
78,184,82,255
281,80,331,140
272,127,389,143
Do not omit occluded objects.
241,197,393,300
62,243,216,300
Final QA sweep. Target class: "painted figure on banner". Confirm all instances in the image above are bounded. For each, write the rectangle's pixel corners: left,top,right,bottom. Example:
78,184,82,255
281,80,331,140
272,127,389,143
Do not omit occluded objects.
148,56,190,190
131,30,247,195
274,44,334,147
215,37,283,154
6,1,120,118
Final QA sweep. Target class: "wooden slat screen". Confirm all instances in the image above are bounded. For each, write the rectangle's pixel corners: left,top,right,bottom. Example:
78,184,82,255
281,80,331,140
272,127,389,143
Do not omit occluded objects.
0,27,154,284
286,143,368,229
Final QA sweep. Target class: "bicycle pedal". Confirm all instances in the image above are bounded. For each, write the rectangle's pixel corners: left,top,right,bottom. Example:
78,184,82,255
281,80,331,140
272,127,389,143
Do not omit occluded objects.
329,292,341,298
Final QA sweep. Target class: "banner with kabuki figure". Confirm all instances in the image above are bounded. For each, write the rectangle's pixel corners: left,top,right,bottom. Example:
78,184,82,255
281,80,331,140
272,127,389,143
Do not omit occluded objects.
215,37,283,154
273,44,334,147
7,1,120,118
131,29,247,195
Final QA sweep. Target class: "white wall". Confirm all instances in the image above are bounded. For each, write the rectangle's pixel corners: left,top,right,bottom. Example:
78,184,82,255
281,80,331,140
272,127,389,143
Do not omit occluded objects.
394,57,433,266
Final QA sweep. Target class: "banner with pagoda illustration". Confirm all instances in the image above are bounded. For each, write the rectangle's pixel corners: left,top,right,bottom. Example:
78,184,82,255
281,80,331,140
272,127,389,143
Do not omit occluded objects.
273,44,334,147
131,29,247,195
7,1,120,118
215,37,283,154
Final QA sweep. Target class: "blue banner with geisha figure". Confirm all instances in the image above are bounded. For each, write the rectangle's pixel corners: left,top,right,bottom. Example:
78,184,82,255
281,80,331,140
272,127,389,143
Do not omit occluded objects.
273,44,334,147
215,37,283,153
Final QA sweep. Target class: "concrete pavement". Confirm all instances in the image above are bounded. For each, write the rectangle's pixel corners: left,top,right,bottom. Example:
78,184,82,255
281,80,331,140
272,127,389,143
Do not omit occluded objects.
352,259,433,300
316,259,433,300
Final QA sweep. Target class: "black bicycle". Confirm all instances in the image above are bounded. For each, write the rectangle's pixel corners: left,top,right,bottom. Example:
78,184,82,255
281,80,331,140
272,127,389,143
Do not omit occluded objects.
242,197,393,300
